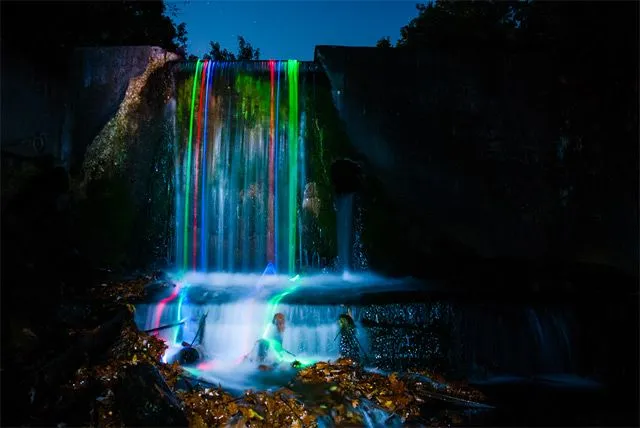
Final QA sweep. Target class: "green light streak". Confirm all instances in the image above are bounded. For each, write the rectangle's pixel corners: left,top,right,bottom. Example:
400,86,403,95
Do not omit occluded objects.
258,274,315,366
173,292,185,344
261,275,300,339
183,60,202,269
287,60,299,274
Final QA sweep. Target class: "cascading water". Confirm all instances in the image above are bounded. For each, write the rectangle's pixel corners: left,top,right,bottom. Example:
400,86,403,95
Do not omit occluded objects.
173,60,304,275
146,60,384,384
179,302,346,362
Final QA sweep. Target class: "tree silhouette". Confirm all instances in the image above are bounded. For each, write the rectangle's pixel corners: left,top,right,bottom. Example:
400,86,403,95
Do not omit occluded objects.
174,22,189,56
202,36,260,61
203,41,236,61
237,36,261,60
375,37,392,48
396,0,519,49
2,1,189,56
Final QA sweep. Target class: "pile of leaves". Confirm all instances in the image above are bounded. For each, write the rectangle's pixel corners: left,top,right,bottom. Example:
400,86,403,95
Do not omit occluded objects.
63,312,183,427
178,387,315,427
90,276,150,301
293,358,488,426
294,358,418,424
169,357,488,428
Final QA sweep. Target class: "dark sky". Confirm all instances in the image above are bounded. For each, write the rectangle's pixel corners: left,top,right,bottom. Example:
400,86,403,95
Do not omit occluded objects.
168,1,419,60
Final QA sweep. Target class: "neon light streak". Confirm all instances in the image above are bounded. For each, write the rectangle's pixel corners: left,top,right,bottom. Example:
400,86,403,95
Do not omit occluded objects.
193,61,208,270
183,60,202,269
274,61,281,271
287,60,299,274
173,291,186,344
256,262,277,290
261,274,300,339
258,274,316,365
267,60,276,263
299,93,306,271
153,284,182,332
201,61,214,271
196,360,217,371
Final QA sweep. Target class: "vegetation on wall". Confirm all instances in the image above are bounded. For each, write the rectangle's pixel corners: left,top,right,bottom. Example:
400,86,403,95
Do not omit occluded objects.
74,63,176,271
303,72,361,266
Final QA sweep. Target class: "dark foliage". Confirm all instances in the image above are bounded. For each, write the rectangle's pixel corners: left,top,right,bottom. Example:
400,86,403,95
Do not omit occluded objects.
375,37,392,48
202,36,261,61
395,1,638,175
397,0,520,50
0,1,189,60
385,0,638,265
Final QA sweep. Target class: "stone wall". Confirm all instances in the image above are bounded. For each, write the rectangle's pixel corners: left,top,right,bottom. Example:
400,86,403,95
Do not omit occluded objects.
71,47,180,270
1,46,178,171
315,45,638,277
1,46,181,271
69,47,179,174
0,53,71,163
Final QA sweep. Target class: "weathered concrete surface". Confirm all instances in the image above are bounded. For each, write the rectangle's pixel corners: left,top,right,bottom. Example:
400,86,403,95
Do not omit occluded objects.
70,47,180,270
315,45,638,276
70,46,179,174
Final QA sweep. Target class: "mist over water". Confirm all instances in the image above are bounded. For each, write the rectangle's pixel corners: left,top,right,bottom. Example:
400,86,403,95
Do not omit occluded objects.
171,270,416,291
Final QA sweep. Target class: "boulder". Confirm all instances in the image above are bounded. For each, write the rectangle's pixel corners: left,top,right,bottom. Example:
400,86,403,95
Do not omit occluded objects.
116,362,188,427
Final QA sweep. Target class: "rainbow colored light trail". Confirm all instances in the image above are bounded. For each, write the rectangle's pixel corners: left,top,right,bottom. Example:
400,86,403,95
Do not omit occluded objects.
267,60,276,263
163,59,314,375
175,59,303,272
287,60,299,274
193,60,208,270
200,61,214,271
274,61,281,269
183,60,201,269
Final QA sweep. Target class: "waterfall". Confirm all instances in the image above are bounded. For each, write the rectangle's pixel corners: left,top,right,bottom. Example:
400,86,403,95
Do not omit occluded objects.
173,60,303,275
136,300,359,363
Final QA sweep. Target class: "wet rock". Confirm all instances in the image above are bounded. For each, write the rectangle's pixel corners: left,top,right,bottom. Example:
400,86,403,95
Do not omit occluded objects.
116,362,188,427
40,308,130,391
338,313,361,362
168,346,202,365
303,182,321,218
55,302,93,327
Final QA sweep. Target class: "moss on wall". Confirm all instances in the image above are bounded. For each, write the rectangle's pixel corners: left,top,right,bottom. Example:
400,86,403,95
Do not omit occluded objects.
302,72,359,265
73,58,176,271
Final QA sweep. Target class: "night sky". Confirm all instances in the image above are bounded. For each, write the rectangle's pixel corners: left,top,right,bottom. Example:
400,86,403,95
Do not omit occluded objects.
169,1,419,60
